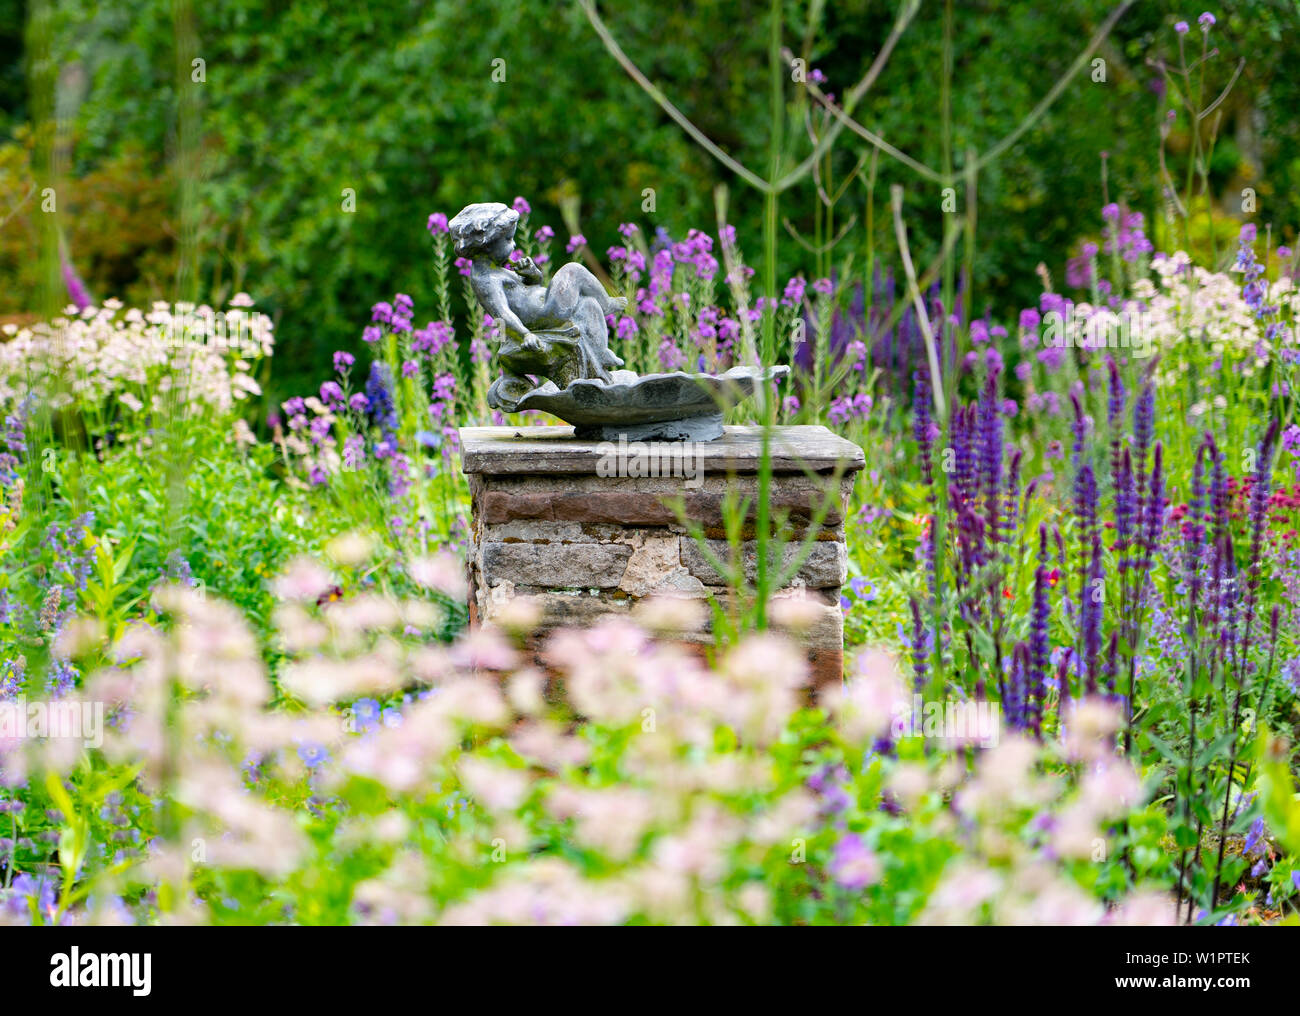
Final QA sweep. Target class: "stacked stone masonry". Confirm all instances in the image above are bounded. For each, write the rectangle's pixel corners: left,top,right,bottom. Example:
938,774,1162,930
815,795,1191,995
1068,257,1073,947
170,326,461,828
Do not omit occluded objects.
460,425,865,686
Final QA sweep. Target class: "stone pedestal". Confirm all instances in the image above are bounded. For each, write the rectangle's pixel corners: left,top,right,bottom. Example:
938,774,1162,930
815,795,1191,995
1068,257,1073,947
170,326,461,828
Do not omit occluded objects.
460,425,864,686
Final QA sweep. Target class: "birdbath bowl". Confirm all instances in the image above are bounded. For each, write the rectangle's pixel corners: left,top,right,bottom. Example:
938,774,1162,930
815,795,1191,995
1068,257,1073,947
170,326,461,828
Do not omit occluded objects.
487,364,791,442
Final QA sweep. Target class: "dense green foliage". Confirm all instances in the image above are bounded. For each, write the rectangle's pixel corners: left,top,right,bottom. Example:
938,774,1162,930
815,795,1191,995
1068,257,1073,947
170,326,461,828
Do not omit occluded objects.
6,1,1300,393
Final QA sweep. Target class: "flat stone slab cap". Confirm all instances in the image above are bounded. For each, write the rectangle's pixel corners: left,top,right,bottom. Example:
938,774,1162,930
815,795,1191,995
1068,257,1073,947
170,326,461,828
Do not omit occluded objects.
459,424,865,476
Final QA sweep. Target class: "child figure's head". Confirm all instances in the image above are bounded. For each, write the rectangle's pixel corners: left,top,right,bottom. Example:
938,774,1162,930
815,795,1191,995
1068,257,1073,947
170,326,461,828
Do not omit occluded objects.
448,202,518,261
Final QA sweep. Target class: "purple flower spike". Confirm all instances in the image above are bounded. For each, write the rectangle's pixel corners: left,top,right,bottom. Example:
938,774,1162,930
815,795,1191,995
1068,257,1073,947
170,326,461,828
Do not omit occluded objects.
1027,526,1052,737
909,597,929,695
913,369,935,489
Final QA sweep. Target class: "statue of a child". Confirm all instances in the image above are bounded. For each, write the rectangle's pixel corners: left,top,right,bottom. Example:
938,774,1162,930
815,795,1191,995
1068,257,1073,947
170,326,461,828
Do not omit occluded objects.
448,203,626,404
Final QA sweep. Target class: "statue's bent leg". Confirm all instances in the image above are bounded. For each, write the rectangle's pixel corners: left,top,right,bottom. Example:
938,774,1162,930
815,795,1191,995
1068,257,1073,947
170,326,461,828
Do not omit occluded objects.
572,298,624,373
542,263,625,322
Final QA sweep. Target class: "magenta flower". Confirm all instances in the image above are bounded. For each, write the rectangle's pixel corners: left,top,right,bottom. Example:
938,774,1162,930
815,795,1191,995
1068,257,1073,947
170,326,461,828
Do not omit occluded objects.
1198,11,1215,30
1174,19,1189,33
512,196,531,215
566,234,586,254
427,212,449,234
61,253,92,310
658,338,686,370
829,834,881,890
412,320,454,356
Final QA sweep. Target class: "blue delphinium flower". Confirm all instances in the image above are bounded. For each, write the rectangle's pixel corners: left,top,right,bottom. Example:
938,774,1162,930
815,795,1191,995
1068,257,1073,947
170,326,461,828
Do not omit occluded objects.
365,361,399,433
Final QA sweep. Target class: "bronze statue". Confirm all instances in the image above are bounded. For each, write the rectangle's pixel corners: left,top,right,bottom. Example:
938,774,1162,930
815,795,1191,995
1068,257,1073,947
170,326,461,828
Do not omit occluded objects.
449,202,625,406
450,200,788,441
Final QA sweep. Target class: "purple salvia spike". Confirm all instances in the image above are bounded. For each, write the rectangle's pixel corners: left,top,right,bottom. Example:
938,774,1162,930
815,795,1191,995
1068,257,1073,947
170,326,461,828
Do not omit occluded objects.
1103,629,1119,697
1115,447,1134,574
978,371,1004,545
1028,525,1052,738
1106,354,1125,484
1237,422,1279,683
1133,379,1155,532
1005,448,1023,537
1069,387,1087,472
1006,641,1028,732
1083,528,1103,693
909,596,929,696
913,368,935,489
1186,439,1209,619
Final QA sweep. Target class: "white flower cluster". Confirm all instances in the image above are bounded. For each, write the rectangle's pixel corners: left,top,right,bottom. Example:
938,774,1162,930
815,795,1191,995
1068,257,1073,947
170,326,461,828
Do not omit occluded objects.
1130,252,1298,377
0,296,274,418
